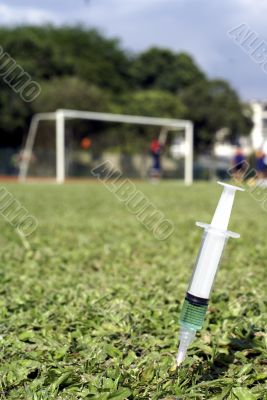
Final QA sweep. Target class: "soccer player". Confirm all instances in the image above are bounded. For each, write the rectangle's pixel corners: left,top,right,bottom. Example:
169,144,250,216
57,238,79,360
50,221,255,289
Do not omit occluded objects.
80,137,91,151
231,146,246,181
255,149,267,179
150,137,162,180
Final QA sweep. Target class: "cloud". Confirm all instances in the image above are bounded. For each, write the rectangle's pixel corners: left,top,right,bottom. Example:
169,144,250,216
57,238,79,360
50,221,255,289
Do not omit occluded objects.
89,0,177,16
0,3,56,25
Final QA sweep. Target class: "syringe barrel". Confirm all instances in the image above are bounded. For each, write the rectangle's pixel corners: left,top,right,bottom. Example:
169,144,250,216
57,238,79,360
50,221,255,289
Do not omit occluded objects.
179,226,233,331
188,228,228,299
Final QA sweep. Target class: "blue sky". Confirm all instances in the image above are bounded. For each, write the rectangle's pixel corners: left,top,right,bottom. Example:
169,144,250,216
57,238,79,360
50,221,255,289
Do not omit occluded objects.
2,0,267,100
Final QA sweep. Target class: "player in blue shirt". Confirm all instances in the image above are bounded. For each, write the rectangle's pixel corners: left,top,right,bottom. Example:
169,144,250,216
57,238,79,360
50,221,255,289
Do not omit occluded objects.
232,146,246,180
255,150,267,179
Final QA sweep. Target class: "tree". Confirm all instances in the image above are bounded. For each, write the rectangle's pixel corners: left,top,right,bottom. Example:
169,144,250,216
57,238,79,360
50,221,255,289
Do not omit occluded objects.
33,77,111,113
131,48,206,93
0,81,32,147
0,25,133,92
117,89,186,118
0,26,134,148
181,79,253,150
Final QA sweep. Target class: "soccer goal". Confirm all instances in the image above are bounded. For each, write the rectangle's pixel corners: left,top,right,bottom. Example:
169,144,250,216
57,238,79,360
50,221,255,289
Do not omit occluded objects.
19,109,194,185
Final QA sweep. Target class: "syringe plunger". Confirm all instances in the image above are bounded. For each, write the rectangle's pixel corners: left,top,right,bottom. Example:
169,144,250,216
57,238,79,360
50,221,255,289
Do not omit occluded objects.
211,182,243,231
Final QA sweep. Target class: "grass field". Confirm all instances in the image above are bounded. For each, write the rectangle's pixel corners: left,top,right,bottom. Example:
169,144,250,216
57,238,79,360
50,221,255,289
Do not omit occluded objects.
0,182,266,399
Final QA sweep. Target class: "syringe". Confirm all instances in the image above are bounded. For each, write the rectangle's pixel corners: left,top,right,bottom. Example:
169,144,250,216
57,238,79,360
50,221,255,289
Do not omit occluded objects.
177,182,244,366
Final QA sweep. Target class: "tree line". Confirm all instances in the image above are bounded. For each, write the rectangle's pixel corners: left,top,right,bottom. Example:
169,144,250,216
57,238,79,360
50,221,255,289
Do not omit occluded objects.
0,25,252,152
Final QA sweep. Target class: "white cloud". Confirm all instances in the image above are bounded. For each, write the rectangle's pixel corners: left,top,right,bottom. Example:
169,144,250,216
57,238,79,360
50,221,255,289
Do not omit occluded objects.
0,3,56,25
93,0,177,15
76,0,177,24
234,0,267,20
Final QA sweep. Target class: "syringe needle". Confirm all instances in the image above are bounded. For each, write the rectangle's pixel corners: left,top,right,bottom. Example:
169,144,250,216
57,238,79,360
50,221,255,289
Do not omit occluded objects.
176,350,185,367
176,325,196,367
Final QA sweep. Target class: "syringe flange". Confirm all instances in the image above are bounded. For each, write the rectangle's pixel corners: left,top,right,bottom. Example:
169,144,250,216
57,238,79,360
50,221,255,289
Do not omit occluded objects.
196,221,240,239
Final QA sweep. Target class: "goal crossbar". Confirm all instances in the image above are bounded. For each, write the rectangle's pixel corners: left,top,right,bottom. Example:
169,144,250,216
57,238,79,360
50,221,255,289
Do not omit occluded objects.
19,109,194,184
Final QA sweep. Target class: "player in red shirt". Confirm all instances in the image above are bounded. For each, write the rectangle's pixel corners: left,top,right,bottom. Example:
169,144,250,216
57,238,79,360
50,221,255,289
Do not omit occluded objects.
150,138,162,179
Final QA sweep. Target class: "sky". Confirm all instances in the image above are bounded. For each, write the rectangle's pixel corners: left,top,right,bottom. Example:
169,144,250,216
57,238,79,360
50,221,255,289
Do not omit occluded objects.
1,0,267,100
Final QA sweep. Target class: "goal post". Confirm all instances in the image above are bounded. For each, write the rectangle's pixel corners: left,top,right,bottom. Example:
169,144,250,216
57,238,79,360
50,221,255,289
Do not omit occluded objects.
19,109,194,185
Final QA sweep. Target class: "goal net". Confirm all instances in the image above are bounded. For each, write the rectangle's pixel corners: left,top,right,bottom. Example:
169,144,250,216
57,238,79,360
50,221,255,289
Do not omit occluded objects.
19,109,194,185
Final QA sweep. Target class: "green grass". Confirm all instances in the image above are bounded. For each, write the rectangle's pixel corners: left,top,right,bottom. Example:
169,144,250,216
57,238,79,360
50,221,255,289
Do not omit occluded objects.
0,182,266,399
